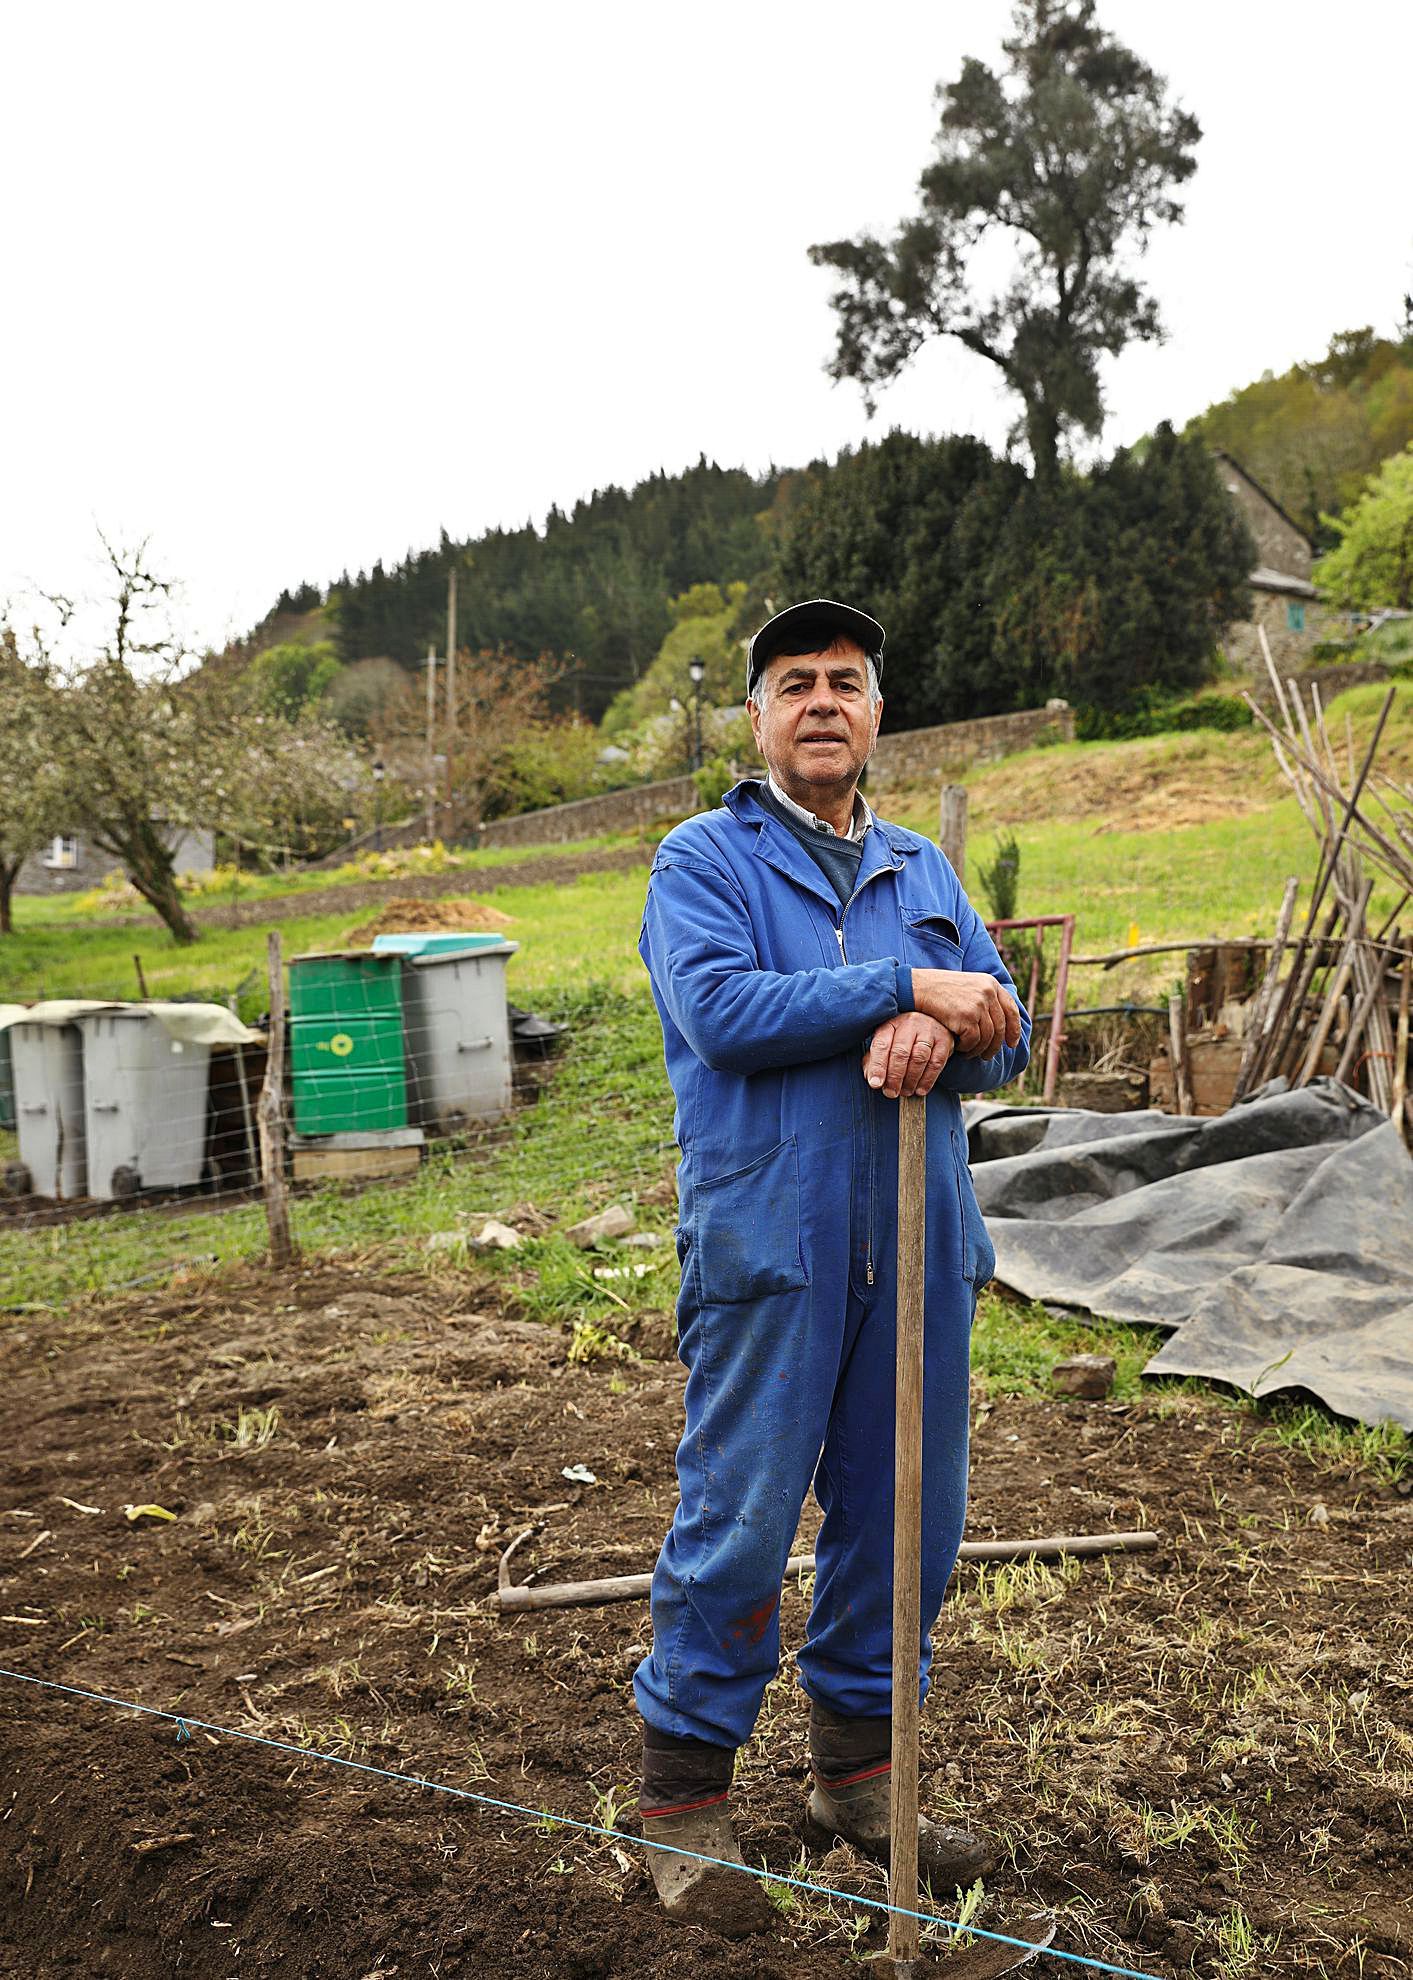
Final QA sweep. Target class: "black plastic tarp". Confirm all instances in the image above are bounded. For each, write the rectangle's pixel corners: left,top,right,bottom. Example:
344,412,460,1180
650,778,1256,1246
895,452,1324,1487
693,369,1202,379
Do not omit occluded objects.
963,1081,1413,1433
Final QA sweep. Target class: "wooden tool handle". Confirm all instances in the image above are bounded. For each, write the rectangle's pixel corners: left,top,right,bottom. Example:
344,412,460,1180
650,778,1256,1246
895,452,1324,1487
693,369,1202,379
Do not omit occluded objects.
890,1094,927,1971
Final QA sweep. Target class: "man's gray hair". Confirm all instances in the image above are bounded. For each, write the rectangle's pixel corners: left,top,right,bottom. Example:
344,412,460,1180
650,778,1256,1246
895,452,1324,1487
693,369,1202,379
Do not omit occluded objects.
749,650,882,710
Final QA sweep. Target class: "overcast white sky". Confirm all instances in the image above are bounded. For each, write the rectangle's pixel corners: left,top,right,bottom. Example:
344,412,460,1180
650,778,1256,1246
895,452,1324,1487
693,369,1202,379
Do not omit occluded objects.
2,0,1409,657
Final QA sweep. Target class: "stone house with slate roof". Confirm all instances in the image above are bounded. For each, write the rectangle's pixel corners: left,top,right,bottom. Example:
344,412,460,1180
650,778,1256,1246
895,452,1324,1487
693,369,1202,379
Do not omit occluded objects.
1215,450,1332,674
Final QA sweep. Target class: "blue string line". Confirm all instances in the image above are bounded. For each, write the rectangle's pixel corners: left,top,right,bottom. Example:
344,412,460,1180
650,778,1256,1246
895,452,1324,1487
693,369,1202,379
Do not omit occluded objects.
0,1665,1158,1980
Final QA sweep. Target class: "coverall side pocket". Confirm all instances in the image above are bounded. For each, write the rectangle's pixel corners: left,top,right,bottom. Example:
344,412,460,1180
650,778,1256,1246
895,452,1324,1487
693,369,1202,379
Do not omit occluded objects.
955,1153,996,1289
692,1137,810,1306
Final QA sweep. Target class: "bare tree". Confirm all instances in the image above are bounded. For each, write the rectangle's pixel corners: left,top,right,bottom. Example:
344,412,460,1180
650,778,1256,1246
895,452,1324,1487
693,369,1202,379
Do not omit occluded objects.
29,541,366,945
372,648,569,837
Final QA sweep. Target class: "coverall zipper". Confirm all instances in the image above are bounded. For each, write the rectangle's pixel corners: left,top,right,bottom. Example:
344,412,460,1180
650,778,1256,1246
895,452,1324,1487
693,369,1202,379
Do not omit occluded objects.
837,856,905,1292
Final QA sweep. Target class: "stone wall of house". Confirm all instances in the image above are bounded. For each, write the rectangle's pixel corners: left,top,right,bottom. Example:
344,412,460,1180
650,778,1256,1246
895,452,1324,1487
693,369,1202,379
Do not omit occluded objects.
1223,587,1331,676
476,776,701,849
1217,461,1313,578
867,701,1075,788
15,827,215,897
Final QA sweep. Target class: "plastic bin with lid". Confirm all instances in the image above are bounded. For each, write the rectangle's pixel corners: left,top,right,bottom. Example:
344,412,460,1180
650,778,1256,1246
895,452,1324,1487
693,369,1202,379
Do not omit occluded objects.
401,940,518,1133
288,951,407,1135
6,1019,87,1198
77,1008,212,1200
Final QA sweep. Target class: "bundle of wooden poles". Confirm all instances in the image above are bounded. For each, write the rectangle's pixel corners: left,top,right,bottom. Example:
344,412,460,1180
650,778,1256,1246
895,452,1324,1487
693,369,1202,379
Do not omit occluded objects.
1234,633,1412,1136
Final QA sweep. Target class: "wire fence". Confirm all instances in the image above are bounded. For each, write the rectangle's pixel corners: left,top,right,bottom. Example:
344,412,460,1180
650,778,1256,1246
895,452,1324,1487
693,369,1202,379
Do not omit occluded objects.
0,938,677,1309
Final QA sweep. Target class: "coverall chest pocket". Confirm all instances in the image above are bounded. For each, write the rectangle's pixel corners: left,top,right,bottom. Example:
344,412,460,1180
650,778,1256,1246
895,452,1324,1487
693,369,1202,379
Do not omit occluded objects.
901,908,964,968
692,1137,810,1306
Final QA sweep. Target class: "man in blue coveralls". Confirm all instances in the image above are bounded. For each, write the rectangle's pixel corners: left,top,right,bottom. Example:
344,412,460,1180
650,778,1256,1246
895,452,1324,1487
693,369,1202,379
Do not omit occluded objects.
634,598,1030,1935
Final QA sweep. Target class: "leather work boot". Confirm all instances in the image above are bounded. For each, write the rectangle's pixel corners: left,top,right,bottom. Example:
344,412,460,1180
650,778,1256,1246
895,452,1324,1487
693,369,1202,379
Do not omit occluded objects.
641,1799,774,1938
803,1701,998,1891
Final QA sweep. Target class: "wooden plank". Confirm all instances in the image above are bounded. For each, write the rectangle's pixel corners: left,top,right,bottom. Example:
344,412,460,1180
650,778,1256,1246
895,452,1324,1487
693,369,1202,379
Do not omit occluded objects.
291,1144,421,1183
890,1096,926,1975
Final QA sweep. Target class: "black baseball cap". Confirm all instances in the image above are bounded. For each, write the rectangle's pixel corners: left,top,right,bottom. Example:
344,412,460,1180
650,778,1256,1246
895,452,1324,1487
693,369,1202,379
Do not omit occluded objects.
746,598,886,699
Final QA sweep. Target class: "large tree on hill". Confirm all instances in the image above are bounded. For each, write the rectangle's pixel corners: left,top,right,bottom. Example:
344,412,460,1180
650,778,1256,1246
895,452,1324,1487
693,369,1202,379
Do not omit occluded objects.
772,431,1024,727
810,0,1200,480
983,424,1254,709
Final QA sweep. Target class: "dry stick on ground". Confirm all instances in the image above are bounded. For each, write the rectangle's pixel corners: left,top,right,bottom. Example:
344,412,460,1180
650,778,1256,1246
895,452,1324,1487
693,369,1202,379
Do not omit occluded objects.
1335,947,1398,1089
1393,953,1412,1141
1298,878,1373,1087
495,1532,1162,1614
1247,690,1410,892
1244,668,1412,1105
257,931,296,1268
1233,876,1301,1103
1244,690,1400,1086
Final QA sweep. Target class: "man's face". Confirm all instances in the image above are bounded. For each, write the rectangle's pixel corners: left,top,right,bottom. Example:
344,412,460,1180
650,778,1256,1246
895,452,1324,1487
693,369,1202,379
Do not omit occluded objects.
747,641,882,799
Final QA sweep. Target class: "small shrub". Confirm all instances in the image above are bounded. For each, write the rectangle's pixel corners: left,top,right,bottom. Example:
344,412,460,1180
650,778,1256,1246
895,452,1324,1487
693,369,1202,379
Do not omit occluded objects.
692,756,736,811
977,831,1021,922
1076,691,1252,740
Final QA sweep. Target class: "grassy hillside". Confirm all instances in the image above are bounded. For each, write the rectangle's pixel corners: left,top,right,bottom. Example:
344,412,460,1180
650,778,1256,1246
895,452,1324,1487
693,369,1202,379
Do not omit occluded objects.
5,683,1408,1018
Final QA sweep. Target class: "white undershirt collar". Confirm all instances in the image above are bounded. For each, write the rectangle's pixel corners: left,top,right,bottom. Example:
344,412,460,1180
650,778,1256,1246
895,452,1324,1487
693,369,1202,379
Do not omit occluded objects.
766,773,872,843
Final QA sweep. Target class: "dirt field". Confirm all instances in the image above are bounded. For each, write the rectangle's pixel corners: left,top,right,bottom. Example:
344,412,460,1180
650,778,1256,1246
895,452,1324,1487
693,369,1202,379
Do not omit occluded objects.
1,1261,1409,1978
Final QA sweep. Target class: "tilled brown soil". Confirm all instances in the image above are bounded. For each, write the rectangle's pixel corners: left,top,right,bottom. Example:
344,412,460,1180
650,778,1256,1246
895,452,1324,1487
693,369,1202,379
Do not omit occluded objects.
0,1262,1409,1978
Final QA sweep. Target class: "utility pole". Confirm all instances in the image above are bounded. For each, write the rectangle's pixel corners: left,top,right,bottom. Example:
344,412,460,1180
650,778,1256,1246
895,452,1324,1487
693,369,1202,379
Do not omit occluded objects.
445,565,458,814
425,646,437,841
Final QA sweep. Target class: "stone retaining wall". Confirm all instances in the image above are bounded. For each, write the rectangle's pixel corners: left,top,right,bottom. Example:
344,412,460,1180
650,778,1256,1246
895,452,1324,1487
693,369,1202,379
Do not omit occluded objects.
476,775,700,849
868,701,1074,787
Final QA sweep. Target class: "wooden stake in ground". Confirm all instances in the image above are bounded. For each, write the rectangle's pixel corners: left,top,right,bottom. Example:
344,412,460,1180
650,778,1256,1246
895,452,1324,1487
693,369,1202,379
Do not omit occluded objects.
1167,994,1194,1116
891,1095,926,1974
257,931,296,1267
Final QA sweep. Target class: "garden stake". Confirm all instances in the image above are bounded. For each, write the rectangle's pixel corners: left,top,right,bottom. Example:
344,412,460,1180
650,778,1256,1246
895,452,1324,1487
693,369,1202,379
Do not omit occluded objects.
891,1093,927,1976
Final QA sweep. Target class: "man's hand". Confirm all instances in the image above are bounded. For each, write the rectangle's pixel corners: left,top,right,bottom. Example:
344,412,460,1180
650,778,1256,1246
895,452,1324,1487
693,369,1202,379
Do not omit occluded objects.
911,969,1022,1059
863,1013,956,1098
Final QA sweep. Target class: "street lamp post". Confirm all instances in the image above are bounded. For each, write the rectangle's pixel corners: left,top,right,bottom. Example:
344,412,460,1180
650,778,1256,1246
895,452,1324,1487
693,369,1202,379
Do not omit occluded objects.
687,657,705,772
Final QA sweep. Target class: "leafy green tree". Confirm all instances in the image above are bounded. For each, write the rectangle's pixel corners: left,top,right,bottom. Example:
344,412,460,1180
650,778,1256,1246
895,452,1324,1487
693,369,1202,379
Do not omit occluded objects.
983,425,1253,711
601,582,749,735
1315,445,1413,610
246,639,341,718
809,0,1200,480
773,432,1020,726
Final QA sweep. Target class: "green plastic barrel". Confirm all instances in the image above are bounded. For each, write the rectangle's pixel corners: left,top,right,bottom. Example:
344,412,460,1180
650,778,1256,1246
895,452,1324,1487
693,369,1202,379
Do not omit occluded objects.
289,953,407,1134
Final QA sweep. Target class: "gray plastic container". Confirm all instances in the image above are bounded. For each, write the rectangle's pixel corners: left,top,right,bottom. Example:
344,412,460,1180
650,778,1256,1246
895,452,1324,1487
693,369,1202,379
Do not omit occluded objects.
8,1021,87,1199
401,941,518,1133
77,1010,212,1200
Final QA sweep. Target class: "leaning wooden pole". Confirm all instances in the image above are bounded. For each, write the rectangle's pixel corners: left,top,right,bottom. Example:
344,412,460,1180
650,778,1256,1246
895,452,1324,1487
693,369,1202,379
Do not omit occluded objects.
258,931,296,1268
890,1096,927,1975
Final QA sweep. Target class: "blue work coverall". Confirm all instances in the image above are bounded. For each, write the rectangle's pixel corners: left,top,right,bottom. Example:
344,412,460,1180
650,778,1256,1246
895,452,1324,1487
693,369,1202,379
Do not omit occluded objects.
634,784,1031,1751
